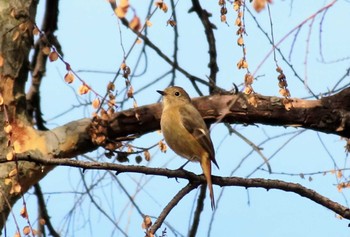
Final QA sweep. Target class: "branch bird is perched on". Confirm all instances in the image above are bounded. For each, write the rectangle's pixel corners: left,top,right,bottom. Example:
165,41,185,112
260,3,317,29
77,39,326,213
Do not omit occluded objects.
157,86,219,209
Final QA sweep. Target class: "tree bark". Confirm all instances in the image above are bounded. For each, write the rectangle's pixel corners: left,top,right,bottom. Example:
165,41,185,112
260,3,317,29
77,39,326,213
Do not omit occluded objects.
0,0,39,230
0,119,95,230
108,89,350,139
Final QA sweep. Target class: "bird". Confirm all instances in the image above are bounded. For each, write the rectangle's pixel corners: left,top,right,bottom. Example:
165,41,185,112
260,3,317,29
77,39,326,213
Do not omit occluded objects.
157,86,219,209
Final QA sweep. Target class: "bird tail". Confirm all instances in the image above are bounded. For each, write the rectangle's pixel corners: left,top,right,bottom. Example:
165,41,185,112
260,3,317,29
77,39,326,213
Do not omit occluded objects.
200,155,215,210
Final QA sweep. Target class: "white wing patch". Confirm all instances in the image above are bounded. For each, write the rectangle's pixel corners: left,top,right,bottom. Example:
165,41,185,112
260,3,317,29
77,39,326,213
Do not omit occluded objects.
197,128,207,136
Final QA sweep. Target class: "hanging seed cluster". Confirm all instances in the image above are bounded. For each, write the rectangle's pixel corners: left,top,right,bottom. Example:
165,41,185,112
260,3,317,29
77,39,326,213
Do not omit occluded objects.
276,66,293,110
218,0,228,23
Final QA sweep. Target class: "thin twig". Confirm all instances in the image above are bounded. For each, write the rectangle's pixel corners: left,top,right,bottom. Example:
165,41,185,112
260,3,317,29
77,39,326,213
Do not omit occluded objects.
79,169,128,236
225,123,272,173
169,0,179,88
247,0,338,98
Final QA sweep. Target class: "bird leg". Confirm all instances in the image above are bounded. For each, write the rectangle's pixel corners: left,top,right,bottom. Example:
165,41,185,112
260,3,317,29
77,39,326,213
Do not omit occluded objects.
177,160,190,170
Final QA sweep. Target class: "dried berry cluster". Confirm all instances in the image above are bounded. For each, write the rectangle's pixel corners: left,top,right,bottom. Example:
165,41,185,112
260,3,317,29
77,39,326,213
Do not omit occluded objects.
90,108,122,158
218,0,228,23
233,1,253,93
1,106,22,196
155,1,168,13
115,0,141,31
276,66,293,110
217,0,294,109
253,0,273,13
90,80,120,156
142,215,154,237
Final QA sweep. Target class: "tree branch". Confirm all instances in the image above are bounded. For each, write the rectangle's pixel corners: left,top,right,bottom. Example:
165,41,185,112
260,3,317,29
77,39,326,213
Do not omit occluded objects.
33,183,60,237
150,183,197,235
27,0,61,131
107,88,350,140
189,0,219,94
108,1,216,94
2,156,350,221
217,176,350,219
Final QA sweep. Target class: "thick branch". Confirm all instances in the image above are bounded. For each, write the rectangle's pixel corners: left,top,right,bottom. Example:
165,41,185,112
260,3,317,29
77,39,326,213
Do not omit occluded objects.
108,88,350,139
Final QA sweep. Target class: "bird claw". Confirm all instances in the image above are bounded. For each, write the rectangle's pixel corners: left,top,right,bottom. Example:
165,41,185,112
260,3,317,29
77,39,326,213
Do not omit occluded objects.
174,161,190,183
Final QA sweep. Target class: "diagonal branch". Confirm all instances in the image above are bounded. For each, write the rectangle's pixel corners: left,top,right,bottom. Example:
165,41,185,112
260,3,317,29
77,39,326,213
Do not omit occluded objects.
33,183,60,237
189,0,219,94
108,1,222,95
150,182,197,235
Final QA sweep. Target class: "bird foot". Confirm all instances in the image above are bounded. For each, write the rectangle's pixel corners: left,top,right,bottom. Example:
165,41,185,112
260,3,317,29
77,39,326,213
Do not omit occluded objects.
174,160,190,183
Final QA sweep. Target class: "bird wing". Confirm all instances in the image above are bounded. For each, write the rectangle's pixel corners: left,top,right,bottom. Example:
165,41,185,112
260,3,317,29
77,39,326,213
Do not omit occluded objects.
179,106,219,169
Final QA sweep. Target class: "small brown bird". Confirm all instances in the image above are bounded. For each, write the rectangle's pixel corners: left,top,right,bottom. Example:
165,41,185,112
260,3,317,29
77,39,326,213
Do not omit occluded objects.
157,86,219,209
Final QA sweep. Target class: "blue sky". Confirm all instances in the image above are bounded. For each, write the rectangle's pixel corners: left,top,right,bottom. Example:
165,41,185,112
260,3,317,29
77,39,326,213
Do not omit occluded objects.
7,0,350,236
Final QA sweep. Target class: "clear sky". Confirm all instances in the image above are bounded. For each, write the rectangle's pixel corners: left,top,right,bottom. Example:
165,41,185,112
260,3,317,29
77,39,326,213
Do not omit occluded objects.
7,0,350,236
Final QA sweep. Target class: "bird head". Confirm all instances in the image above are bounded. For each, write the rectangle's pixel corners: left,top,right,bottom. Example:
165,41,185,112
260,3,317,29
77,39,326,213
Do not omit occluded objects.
157,86,191,107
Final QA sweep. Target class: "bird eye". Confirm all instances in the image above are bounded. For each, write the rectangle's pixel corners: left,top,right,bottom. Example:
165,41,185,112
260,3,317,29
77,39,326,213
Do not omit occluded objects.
174,91,180,96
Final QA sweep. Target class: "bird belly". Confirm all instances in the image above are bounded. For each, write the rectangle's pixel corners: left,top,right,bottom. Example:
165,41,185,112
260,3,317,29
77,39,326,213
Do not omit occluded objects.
161,116,203,162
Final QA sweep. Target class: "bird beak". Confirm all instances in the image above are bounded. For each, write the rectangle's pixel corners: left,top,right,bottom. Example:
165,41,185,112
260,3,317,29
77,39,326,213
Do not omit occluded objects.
157,90,165,96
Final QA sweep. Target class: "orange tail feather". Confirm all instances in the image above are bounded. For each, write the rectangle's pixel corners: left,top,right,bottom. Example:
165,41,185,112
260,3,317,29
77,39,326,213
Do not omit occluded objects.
200,155,215,209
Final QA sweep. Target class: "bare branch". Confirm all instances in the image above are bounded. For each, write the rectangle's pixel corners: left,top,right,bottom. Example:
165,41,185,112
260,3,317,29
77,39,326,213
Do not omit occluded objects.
27,0,61,130
189,0,219,94
33,184,60,237
2,156,350,221
108,1,219,95
150,183,197,235
107,88,350,140
217,176,350,219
